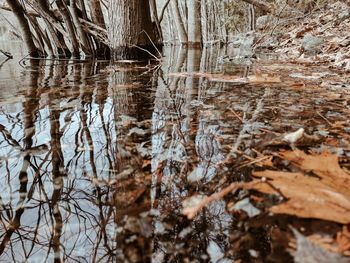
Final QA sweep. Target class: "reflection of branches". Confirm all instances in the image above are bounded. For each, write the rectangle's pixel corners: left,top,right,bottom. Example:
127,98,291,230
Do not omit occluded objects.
0,58,11,71
48,92,64,263
0,70,39,256
0,59,158,261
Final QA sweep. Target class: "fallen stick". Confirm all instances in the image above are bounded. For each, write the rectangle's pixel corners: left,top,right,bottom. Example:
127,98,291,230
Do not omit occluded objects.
183,180,265,219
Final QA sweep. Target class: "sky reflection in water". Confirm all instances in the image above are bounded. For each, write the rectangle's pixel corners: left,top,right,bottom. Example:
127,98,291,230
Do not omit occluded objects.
0,46,290,262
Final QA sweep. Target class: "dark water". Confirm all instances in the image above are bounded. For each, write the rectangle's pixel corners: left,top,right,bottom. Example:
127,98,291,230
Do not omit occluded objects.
1,44,349,262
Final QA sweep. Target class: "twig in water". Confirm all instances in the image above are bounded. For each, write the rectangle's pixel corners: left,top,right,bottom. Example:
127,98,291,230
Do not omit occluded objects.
131,45,160,62
238,155,272,169
183,180,264,219
141,29,163,59
316,111,332,126
228,108,243,123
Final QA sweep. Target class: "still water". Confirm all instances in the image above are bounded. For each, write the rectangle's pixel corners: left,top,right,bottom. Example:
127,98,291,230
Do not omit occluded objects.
1,43,349,262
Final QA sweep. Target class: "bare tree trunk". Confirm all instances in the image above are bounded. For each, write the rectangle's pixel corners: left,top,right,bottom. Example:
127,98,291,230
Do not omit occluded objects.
247,4,256,31
187,0,202,46
87,0,110,57
69,0,93,56
89,0,106,28
28,16,53,56
170,0,188,44
56,0,80,57
149,0,163,42
6,0,40,57
33,0,71,57
107,0,159,59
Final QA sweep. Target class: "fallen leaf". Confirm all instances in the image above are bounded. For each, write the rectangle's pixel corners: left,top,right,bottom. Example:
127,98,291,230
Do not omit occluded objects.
337,226,350,255
182,151,350,224
253,170,350,224
252,150,350,224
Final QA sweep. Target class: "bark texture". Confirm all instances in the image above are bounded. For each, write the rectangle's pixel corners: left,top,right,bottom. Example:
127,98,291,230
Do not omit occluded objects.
107,0,158,59
187,0,202,46
56,0,80,57
170,0,188,43
88,0,109,57
6,0,39,56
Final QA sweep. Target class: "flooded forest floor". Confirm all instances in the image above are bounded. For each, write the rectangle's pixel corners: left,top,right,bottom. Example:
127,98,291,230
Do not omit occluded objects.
0,2,350,263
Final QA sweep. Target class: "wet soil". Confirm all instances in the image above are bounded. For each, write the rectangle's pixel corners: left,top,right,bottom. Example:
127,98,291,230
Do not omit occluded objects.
0,46,350,262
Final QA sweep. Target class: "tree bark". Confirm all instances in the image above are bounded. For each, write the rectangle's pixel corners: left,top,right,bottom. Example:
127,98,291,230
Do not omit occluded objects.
31,0,71,57
170,0,188,44
89,0,106,28
87,0,109,57
27,16,50,56
149,0,163,42
6,0,40,57
69,0,93,56
56,0,80,57
107,0,159,59
187,0,202,46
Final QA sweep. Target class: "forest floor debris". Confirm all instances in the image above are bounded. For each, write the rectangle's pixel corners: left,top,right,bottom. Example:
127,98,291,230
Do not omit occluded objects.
257,1,350,72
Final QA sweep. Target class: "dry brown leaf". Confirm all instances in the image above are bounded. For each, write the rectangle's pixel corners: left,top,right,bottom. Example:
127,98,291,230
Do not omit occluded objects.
183,150,350,224
279,150,350,180
252,150,350,224
295,26,314,38
337,226,350,255
253,170,350,223
279,150,350,197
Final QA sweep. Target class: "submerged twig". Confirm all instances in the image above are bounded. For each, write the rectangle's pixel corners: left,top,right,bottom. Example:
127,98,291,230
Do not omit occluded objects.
183,180,264,219
141,29,163,59
131,44,160,61
316,111,332,126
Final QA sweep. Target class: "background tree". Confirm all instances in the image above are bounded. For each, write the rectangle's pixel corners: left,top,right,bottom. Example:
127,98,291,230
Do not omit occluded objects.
107,0,160,59
0,0,326,58
5,0,40,57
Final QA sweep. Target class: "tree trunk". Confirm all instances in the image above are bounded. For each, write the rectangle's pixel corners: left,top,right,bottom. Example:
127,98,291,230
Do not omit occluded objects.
27,16,49,56
89,0,106,28
33,0,71,57
149,0,163,42
69,0,93,56
56,0,80,57
6,0,40,57
88,0,110,57
107,0,159,60
170,0,188,44
187,0,202,46
247,4,256,31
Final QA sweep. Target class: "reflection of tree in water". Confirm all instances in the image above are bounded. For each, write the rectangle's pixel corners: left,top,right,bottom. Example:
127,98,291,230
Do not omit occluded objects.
0,59,154,262
151,47,233,262
0,47,273,262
